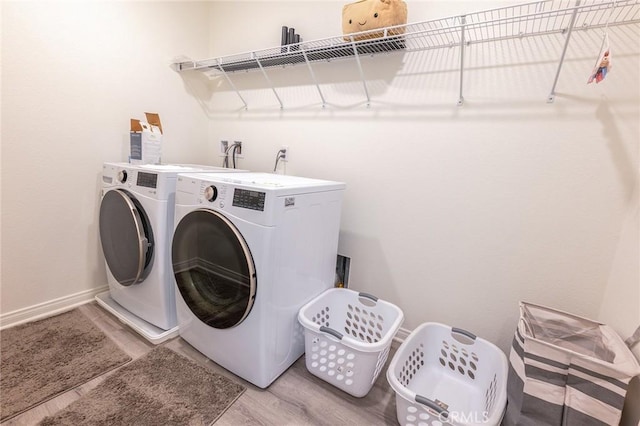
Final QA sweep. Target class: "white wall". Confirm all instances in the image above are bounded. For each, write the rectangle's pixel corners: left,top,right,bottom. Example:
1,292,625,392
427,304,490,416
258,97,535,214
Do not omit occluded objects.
1,0,638,419
1,1,212,318
599,171,640,426
2,0,638,372
599,171,639,356
193,1,640,353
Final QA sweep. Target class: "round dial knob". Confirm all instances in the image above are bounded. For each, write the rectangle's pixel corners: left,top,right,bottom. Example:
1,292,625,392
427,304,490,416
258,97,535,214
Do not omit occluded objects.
204,185,218,202
117,170,128,183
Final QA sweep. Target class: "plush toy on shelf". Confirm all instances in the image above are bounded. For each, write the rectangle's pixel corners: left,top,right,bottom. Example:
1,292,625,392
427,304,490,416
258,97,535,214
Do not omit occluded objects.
342,0,408,41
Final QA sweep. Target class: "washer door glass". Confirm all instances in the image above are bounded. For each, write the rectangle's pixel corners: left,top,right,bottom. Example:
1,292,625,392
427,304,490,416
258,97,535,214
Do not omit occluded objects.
172,209,256,329
99,189,154,286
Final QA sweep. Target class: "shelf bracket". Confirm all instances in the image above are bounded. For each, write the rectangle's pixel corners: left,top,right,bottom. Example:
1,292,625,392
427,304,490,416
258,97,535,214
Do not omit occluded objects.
301,46,327,108
547,0,581,103
350,36,371,107
457,15,466,107
254,53,284,109
217,60,248,110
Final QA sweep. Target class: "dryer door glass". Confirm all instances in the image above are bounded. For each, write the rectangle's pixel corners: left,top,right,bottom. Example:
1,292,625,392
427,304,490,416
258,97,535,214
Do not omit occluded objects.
99,189,154,286
172,209,256,329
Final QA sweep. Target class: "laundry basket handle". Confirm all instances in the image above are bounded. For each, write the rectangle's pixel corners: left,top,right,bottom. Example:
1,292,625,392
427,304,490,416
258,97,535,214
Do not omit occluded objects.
358,292,378,302
452,327,476,341
319,326,343,340
415,395,449,419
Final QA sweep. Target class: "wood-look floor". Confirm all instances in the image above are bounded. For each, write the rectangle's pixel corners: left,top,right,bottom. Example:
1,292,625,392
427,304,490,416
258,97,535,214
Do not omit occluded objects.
3,302,400,426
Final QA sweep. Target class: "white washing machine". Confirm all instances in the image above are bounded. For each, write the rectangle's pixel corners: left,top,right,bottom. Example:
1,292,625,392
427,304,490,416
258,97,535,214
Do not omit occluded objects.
172,172,345,388
97,162,245,343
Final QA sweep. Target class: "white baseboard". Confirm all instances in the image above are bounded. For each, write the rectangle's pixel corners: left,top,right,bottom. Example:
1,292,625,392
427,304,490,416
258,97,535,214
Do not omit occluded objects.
0,286,108,330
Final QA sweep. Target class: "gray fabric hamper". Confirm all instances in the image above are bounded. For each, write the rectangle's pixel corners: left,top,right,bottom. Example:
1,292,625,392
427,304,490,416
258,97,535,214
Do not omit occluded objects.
504,302,640,426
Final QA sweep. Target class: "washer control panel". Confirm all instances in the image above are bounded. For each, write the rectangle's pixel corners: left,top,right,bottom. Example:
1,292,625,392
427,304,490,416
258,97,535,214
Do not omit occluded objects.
136,172,158,189
102,163,165,199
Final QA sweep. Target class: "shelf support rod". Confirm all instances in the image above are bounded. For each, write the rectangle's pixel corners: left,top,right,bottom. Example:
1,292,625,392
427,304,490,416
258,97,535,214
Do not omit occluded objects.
457,15,466,107
217,60,248,110
350,36,371,107
301,46,327,108
254,53,284,109
547,0,581,103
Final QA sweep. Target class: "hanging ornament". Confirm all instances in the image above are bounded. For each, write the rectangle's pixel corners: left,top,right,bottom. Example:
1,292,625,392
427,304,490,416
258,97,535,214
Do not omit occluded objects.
587,33,611,84
587,3,615,84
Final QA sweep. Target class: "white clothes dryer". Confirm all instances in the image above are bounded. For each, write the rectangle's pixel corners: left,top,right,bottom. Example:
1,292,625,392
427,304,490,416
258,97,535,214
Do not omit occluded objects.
97,162,245,343
172,172,345,388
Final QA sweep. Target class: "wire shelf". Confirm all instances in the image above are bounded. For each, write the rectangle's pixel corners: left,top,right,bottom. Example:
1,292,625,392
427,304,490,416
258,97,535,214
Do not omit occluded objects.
174,0,640,107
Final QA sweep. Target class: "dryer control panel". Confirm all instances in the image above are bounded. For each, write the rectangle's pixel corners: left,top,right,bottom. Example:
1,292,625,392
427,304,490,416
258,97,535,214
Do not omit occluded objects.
198,183,265,212
232,189,266,211
204,185,218,202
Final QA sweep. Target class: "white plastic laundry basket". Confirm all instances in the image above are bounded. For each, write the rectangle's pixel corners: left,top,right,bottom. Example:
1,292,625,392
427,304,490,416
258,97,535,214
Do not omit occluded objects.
387,323,508,426
298,288,404,397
